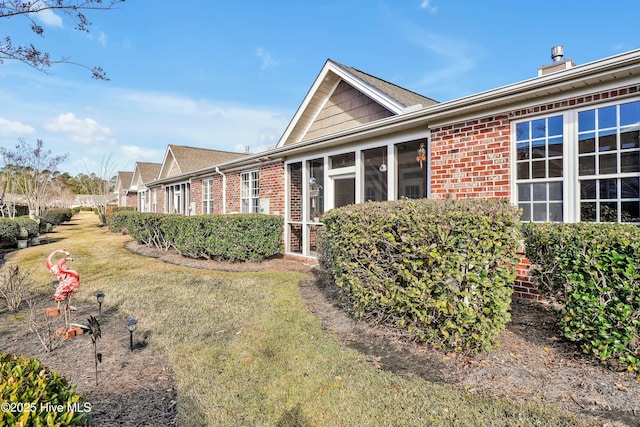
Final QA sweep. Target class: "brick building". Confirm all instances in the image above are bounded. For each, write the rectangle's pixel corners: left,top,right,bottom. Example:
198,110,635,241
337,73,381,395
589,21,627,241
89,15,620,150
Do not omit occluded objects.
120,47,640,297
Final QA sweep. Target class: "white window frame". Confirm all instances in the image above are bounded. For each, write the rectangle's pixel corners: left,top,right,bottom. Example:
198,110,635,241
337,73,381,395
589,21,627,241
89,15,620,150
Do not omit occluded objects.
512,97,640,224
202,178,214,214
241,170,259,213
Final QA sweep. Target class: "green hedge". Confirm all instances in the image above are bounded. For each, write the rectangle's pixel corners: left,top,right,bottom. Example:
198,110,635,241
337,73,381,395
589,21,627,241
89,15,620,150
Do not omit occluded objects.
524,222,640,371
319,199,521,354
0,353,87,426
108,211,283,262
0,218,20,246
14,216,40,238
41,209,73,226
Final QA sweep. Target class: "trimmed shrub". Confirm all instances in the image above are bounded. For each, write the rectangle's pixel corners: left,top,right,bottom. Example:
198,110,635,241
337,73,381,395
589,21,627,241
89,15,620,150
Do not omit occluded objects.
0,217,20,246
524,222,640,371
127,212,170,249
41,209,73,226
319,198,521,354
162,214,283,262
106,210,138,234
14,216,40,238
106,211,283,262
0,353,88,426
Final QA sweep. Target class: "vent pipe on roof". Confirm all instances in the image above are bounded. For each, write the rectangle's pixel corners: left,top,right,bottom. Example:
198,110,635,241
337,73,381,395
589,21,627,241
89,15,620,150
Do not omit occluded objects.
538,46,575,76
551,45,564,62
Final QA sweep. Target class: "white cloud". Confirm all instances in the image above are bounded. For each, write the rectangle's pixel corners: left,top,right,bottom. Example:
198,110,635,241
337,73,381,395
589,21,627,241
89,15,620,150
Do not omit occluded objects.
257,47,278,71
0,118,37,137
419,0,438,13
99,32,108,47
33,6,63,28
45,113,112,144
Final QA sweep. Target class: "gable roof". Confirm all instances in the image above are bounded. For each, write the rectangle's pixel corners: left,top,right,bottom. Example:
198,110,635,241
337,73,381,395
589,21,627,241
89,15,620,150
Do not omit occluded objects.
157,145,248,180
131,162,162,190
276,59,438,147
115,171,133,191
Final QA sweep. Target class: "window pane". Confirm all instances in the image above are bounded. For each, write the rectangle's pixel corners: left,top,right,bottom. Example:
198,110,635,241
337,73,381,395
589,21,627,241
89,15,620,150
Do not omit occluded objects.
600,178,617,199
579,133,596,154
548,115,563,136
518,183,531,201
531,140,546,159
533,203,547,221
517,142,529,160
600,202,618,222
579,156,595,175
579,110,595,132
532,183,547,201
516,122,529,141
517,162,529,180
599,153,617,174
330,152,355,168
580,180,596,199
519,204,531,222
581,202,597,222
620,101,640,127
621,151,640,173
532,119,546,139
598,129,617,152
548,137,563,157
621,177,640,198
397,140,427,199
548,158,563,177
620,129,639,150
363,147,388,202
549,182,563,200
549,203,563,222
621,202,640,222
598,105,616,129
532,160,546,178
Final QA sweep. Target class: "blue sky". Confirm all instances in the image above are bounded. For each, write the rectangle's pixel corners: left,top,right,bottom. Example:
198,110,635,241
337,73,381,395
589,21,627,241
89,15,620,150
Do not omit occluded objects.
0,1,638,175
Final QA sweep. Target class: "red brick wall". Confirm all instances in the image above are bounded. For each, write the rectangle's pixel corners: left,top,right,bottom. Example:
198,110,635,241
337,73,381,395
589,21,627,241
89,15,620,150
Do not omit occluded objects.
430,84,640,299
430,115,511,200
225,171,241,213
190,180,203,215
259,162,285,216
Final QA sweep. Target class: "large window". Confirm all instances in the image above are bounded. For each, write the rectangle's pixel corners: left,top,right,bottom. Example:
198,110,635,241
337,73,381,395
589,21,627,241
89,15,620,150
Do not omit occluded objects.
515,115,564,222
202,178,213,214
514,99,640,224
578,101,640,222
241,171,259,213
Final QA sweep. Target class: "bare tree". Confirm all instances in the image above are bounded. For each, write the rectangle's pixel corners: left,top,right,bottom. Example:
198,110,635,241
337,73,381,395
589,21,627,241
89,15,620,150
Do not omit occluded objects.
0,139,69,216
83,154,116,225
0,0,125,79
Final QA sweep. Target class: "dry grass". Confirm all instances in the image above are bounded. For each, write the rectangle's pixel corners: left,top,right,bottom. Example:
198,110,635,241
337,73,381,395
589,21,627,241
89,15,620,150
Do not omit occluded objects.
3,212,605,426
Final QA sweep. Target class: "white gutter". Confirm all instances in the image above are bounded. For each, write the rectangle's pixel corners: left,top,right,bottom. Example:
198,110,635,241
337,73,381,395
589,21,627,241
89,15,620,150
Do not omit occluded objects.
215,167,226,214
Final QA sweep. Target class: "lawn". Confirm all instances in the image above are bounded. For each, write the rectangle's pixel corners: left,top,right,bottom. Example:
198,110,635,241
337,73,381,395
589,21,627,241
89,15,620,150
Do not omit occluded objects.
0,211,603,426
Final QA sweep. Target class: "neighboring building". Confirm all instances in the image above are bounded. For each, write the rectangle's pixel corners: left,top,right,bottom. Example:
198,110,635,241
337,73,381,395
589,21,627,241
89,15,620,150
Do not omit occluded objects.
130,162,162,212
134,47,640,298
147,144,248,215
114,171,134,208
73,194,111,208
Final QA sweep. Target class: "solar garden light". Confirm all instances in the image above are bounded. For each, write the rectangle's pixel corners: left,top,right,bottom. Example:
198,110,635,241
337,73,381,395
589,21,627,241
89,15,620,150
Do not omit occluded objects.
96,292,105,317
126,317,137,351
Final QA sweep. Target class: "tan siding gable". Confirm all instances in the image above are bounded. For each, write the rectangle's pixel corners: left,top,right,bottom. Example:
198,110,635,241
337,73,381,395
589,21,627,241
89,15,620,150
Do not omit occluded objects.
304,81,393,141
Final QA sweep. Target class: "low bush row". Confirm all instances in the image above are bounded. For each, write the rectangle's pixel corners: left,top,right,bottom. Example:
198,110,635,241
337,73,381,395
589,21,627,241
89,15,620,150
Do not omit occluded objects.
108,211,283,262
524,222,640,371
319,198,522,354
0,209,73,246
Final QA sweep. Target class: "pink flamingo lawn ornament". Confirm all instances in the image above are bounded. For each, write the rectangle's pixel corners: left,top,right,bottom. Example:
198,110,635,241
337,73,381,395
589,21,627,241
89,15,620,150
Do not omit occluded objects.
46,249,80,324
